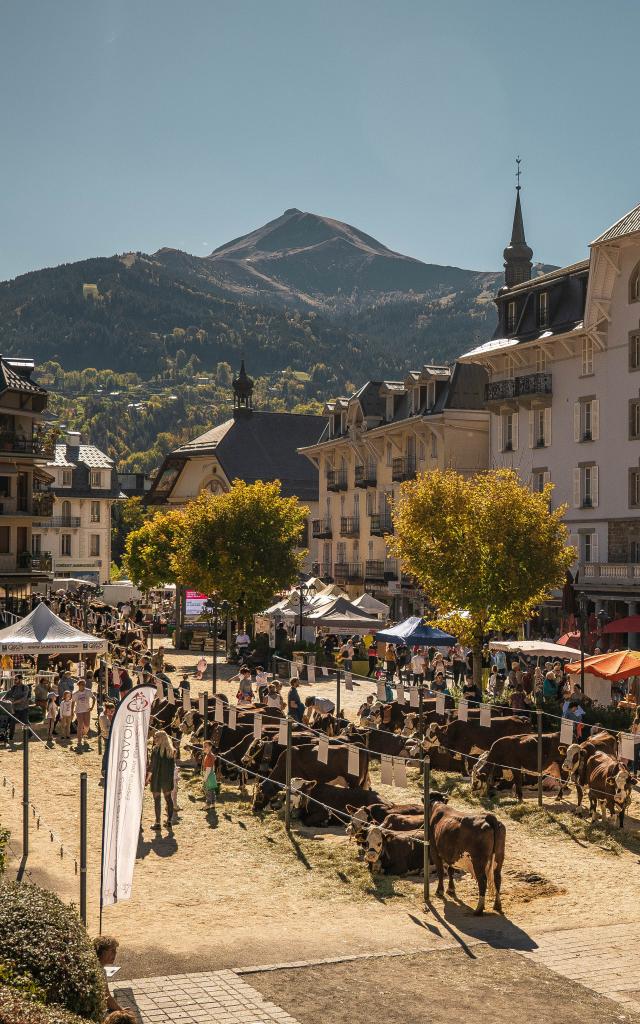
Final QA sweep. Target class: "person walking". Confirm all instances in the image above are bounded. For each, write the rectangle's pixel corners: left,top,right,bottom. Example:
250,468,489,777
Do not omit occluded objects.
71,678,95,752
146,730,176,830
287,679,304,723
98,700,116,782
58,689,73,743
5,674,31,749
366,640,378,678
384,644,396,683
34,676,49,715
45,690,58,745
201,739,218,808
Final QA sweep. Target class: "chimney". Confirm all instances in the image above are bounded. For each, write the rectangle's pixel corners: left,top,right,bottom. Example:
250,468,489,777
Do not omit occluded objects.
66,431,81,447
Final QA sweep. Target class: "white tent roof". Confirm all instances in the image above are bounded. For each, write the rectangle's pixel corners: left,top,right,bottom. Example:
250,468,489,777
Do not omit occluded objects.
305,596,379,633
0,603,107,654
351,593,389,617
490,639,582,659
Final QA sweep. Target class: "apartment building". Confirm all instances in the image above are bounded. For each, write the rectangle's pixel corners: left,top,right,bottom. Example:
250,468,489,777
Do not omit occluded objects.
298,363,489,616
0,356,54,607
459,186,640,635
33,431,122,584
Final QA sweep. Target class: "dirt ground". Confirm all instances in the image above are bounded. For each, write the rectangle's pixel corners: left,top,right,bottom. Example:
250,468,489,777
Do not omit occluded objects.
249,946,640,1024
3,647,640,981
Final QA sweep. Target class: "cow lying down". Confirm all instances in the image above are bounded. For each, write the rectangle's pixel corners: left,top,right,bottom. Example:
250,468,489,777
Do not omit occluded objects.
289,779,386,828
364,793,505,915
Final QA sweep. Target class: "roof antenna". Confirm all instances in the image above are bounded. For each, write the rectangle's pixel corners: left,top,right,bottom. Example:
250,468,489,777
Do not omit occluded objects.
516,155,522,192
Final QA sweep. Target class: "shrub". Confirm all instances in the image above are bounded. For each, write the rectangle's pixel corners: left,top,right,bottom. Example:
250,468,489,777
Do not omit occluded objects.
0,986,87,1024
0,883,106,1021
0,828,9,878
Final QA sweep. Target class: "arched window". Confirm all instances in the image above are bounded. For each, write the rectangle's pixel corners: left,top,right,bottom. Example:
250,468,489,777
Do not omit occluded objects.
630,261,640,303
202,478,225,495
61,500,71,521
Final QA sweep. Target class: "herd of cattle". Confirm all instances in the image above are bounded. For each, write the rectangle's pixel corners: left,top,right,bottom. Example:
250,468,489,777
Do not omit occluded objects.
150,689,638,914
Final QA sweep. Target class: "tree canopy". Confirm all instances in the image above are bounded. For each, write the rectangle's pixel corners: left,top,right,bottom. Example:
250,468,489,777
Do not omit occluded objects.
389,468,575,678
124,509,185,590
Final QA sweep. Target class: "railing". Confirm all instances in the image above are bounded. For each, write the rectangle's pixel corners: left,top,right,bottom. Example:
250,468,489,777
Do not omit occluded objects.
391,456,417,482
486,373,552,402
582,562,640,586
355,463,377,488
365,559,399,581
370,513,394,536
311,561,332,579
0,432,55,458
334,562,364,583
32,493,54,517
326,470,348,492
339,516,360,537
311,519,332,539
16,552,53,572
32,515,81,528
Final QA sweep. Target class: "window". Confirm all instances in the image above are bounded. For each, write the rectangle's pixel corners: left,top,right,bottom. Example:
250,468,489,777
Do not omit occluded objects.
574,399,599,442
430,432,438,458
501,412,517,452
630,399,640,440
426,381,436,409
61,534,71,556
630,332,640,371
90,470,102,488
535,347,547,373
90,534,100,557
630,540,640,564
582,531,598,564
630,262,640,303
62,469,72,487
630,469,640,509
0,476,10,498
505,354,516,378
529,407,550,448
537,291,549,328
506,301,517,333
90,500,101,523
31,534,41,555
581,336,594,376
0,526,9,554
365,490,375,515
532,469,549,493
61,499,71,522
418,440,426,462
385,396,394,422
574,465,599,508
386,442,392,466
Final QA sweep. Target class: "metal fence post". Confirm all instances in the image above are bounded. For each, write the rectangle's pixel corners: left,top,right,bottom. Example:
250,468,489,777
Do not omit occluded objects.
202,691,209,744
336,670,341,721
285,717,293,833
80,772,88,926
537,709,543,807
22,721,29,862
423,754,431,907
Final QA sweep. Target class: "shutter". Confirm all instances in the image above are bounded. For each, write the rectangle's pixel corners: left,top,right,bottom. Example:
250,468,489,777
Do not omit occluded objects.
591,532,599,563
544,406,552,446
592,465,599,507
591,399,599,440
512,411,519,450
528,409,534,448
574,402,581,442
573,468,581,508
543,471,551,488
498,415,503,452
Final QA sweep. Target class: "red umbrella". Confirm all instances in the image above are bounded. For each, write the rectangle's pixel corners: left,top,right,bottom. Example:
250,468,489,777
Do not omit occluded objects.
558,631,581,646
602,615,640,634
566,649,640,681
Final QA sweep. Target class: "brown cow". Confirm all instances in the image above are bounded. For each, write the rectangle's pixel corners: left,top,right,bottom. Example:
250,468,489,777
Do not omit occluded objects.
364,827,425,875
425,715,533,765
560,733,618,808
429,795,506,914
253,743,370,809
581,751,636,827
471,732,565,801
290,780,386,827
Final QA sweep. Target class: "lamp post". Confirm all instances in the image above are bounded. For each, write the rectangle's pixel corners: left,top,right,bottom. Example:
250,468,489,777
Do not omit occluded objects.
578,590,589,692
294,576,316,646
205,594,230,695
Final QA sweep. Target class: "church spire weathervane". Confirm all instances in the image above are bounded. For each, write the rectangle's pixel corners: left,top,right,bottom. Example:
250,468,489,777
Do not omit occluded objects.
516,155,522,191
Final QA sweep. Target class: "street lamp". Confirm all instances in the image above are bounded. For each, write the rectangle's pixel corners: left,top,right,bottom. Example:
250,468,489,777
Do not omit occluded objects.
577,590,589,692
294,576,317,646
204,594,231,695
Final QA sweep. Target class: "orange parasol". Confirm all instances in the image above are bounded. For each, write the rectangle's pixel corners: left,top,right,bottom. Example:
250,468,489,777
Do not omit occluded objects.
566,649,640,682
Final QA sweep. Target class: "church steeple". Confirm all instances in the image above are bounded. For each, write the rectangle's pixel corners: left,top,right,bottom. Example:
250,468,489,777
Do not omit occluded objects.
503,157,533,288
232,359,254,417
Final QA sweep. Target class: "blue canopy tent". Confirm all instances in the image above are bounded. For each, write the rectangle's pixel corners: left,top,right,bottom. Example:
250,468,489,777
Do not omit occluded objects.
375,616,456,647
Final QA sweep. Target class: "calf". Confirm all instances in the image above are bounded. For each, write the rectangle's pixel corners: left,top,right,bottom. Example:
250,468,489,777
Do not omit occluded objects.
560,733,617,807
252,743,370,810
471,731,565,801
429,795,506,915
290,780,385,827
364,827,425,875
582,751,635,827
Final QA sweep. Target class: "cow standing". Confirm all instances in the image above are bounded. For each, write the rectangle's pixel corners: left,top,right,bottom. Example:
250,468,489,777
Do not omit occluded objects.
471,732,565,801
428,795,506,915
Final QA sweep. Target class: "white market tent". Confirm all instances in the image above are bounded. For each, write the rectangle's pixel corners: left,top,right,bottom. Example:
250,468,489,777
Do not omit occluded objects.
490,639,582,659
304,596,380,634
0,602,107,655
351,593,389,618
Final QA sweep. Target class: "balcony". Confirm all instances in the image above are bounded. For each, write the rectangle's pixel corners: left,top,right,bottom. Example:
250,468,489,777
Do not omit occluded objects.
486,372,552,404
334,562,364,584
32,492,54,518
0,431,55,458
370,513,394,536
365,559,399,582
355,462,377,488
312,518,332,539
14,551,53,573
311,561,332,580
326,470,348,492
392,456,416,482
32,516,81,528
339,516,360,538
581,562,640,590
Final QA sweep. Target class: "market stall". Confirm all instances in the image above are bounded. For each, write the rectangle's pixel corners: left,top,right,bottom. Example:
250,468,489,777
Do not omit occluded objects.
565,649,640,706
0,602,107,657
489,639,582,658
375,617,456,646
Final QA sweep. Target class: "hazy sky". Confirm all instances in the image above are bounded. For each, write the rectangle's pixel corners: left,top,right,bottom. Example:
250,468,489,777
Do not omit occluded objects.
2,0,639,281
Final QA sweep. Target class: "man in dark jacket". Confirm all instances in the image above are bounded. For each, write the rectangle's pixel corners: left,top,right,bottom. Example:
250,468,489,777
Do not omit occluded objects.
287,680,304,723
5,675,31,747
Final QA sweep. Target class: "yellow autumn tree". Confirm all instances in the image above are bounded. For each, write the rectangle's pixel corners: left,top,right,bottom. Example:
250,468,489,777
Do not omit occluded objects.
124,509,185,590
389,468,575,683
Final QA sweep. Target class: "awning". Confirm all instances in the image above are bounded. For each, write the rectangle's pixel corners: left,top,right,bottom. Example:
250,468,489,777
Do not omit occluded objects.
351,593,390,617
0,602,107,654
566,649,640,681
375,617,455,647
602,615,640,634
490,639,582,658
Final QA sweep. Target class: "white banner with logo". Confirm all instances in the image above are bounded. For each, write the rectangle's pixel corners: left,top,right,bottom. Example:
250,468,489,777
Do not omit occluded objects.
101,685,156,908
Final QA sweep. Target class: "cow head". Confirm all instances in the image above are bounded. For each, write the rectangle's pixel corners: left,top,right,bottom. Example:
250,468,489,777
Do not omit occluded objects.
241,737,264,768
364,825,385,871
289,778,315,814
423,721,444,751
345,804,371,843
369,704,384,728
180,709,196,734
613,765,631,809
401,713,417,737
561,742,582,777
471,750,491,793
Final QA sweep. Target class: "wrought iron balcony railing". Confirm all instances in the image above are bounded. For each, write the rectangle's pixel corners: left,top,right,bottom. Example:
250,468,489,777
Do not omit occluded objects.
391,456,416,482
339,516,360,537
326,470,348,492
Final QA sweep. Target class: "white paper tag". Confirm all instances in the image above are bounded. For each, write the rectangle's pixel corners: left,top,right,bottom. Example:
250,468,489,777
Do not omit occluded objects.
620,732,635,760
78,661,85,678
198,694,205,715
166,686,175,706
409,687,419,708
307,665,316,684
318,735,329,764
182,689,191,712
393,758,407,788
348,745,360,777
215,698,224,724
396,686,405,706
155,680,164,701
228,707,237,731
345,671,353,691
479,704,491,728
321,667,329,676
253,713,263,739
560,718,573,745
435,694,445,716
278,719,288,745
381,754,393,785
458,700,468,722
377,680,386,701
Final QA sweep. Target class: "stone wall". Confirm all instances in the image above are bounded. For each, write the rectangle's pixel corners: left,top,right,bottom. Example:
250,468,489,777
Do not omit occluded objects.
608,519,640,562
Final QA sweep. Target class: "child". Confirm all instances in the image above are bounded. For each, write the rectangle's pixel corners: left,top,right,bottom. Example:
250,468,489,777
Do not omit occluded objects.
45,691,58,744
59,689,73,742
201,739,218,806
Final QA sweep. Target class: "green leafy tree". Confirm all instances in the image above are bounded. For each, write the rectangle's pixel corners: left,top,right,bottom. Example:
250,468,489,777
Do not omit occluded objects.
389,468,575,683
173,480,307,617
111,495,155,567
124,509,184,589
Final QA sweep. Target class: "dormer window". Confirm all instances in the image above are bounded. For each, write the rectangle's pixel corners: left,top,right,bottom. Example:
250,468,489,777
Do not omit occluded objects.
630,261,640,304
90,470,102,488
426,381,436,410
385,396,394,421
340,413,347,434
507,301,517,333
537,291,549,328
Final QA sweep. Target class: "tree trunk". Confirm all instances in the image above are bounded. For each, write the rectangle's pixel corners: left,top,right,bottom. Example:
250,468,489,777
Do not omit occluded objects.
472,636,483,689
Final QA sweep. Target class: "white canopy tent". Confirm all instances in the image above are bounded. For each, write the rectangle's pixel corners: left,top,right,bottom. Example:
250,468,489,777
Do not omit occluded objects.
490,639,582,659
304,596,379,634
0,602,107,655
351,593,389,618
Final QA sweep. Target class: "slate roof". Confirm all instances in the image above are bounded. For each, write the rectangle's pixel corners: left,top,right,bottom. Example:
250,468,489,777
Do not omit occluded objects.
592,202,640,244
50,444,114,469
0,357,46,396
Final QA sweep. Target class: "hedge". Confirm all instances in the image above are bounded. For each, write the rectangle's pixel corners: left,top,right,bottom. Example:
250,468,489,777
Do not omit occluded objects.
0,986,87,1024
0,883,105,1021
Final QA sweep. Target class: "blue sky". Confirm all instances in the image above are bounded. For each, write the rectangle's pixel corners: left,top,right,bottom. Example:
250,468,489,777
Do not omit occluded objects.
1,0,638,281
